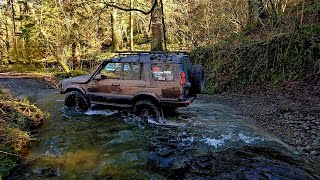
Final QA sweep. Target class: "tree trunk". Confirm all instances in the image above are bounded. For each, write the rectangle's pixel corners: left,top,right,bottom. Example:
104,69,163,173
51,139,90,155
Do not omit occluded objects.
52,52,70,73
160,0,167,51
278,0,288,12
300,0,305,25
111,7,119,51
10,0,17,60
22,1,31,63
247,0,260,26
4,18,10,51
247,0,268,27
151,0,163,51
71,42,79,70
129,0,134,51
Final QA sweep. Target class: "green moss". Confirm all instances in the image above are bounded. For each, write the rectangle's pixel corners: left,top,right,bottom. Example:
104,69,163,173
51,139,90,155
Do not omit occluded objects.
0,145,18,177
0,89,47,178
0,157,17,177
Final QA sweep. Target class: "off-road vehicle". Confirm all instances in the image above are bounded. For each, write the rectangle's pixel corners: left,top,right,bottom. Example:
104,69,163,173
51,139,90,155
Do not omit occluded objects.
59,51,204,120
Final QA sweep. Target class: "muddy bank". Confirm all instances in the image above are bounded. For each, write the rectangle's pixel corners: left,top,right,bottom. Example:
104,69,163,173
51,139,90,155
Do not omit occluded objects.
0,88,48,177
207,86,320,162
0,74,56,102
0,73,58,89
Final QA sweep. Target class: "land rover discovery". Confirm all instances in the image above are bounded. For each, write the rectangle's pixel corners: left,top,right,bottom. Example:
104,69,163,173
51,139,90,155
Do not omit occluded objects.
59,51,205,120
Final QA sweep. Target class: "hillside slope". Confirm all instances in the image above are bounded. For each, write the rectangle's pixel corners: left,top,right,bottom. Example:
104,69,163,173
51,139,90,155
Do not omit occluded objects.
191,1,320,93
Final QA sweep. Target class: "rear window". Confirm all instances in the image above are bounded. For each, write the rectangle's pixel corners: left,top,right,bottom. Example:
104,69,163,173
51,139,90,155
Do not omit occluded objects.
152,64,174,81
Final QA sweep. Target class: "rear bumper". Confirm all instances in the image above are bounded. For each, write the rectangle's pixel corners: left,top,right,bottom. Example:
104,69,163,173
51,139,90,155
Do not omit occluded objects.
161,95,197,107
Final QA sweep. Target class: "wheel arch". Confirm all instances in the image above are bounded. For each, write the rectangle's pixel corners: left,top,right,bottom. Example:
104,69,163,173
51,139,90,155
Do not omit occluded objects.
132,93,160,106
65,86,87,96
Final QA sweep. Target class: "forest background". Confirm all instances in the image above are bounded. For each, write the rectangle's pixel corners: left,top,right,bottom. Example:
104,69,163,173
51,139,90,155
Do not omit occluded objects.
0,0,319,93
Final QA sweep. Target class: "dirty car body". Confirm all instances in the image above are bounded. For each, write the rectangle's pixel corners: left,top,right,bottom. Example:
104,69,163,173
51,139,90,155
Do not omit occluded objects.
60,52,205,118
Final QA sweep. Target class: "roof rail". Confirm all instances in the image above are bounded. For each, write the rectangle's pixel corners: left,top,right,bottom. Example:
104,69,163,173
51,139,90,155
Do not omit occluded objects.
113,51,188,55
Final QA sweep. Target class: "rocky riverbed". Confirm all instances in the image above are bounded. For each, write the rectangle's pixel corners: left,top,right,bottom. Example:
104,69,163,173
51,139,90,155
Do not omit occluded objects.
210,84,320,163
1,75,319,162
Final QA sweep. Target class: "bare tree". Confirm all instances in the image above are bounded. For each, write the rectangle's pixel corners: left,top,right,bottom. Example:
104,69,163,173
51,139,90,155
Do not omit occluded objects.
111,4,119,51
150,0,163,51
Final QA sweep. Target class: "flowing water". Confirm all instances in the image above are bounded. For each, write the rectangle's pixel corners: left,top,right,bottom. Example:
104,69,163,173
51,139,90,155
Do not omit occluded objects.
2,79,318,179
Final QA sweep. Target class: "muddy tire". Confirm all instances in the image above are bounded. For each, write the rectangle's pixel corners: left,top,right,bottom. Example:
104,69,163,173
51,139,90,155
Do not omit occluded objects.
65,91,90,113
191,65,205,94
133,100,161,122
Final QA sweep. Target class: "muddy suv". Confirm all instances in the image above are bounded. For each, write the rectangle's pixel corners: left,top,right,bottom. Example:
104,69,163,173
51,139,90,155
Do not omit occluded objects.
59,51,204,119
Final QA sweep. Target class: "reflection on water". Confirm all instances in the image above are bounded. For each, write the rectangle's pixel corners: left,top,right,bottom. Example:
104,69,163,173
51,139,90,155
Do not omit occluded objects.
9,91,319,179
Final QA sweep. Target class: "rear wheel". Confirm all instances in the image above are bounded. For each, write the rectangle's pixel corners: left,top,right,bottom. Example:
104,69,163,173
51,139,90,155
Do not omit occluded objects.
133,100,161,122
191,65,205,94
65,91,90,113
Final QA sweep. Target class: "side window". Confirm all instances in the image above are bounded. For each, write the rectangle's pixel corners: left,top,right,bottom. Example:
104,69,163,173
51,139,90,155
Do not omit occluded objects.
123,63,142,80
100,63,121,79
152,64,174,81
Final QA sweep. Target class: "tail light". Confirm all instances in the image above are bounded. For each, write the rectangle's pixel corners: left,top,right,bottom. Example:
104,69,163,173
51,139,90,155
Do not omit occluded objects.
180,71,186,87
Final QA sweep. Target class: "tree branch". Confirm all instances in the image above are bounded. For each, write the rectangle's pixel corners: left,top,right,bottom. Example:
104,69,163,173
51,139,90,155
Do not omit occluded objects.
100,0,158,15
0,150,21,157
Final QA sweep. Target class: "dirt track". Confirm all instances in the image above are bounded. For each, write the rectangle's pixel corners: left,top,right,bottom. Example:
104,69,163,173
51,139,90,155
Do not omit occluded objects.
0,73,56,96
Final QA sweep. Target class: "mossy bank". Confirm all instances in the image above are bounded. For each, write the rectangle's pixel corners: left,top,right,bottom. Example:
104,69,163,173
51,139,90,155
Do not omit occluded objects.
0,89,48,178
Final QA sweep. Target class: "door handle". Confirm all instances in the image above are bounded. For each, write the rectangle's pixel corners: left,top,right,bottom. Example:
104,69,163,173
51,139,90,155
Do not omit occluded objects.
112,83,120,86
137,84,146,87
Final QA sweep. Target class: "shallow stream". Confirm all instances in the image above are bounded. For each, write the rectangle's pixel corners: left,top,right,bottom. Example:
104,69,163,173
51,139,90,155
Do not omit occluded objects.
1,79,318,179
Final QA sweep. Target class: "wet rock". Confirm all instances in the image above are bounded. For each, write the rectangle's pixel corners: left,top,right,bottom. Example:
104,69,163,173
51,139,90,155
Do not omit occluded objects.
32,167,57,177
156,147,175,157
305,145,312,151
310,151,318,156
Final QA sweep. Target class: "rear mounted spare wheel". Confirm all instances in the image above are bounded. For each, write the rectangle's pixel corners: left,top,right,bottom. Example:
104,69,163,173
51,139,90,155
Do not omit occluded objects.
133,100,161,122
191,65,205,94
65,91,90,113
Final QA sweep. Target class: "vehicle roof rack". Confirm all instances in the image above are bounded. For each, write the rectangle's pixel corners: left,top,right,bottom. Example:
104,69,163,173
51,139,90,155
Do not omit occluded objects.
113,51,188,55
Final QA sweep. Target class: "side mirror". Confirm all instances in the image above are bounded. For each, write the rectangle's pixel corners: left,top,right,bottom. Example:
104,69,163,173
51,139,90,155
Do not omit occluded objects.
94,74,102,80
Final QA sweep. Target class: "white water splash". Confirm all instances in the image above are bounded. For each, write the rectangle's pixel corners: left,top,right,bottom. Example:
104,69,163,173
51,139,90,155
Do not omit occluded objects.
238,132,265,143
202,138,225,148
201,131,266,148
85,110,118,116
201,131,232,148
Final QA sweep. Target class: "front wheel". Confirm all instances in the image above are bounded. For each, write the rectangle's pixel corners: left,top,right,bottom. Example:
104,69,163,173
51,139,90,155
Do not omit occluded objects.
65,91,90,113
133,100,161,122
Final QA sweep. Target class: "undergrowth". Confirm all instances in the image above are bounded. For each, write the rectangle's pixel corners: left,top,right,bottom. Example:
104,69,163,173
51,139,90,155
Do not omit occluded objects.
53,70,89,80
191,2,320,93
0,89,48,178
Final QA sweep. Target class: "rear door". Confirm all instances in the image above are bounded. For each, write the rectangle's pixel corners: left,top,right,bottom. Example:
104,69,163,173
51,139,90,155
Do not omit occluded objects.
119,63,146,104
149,63,182,100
